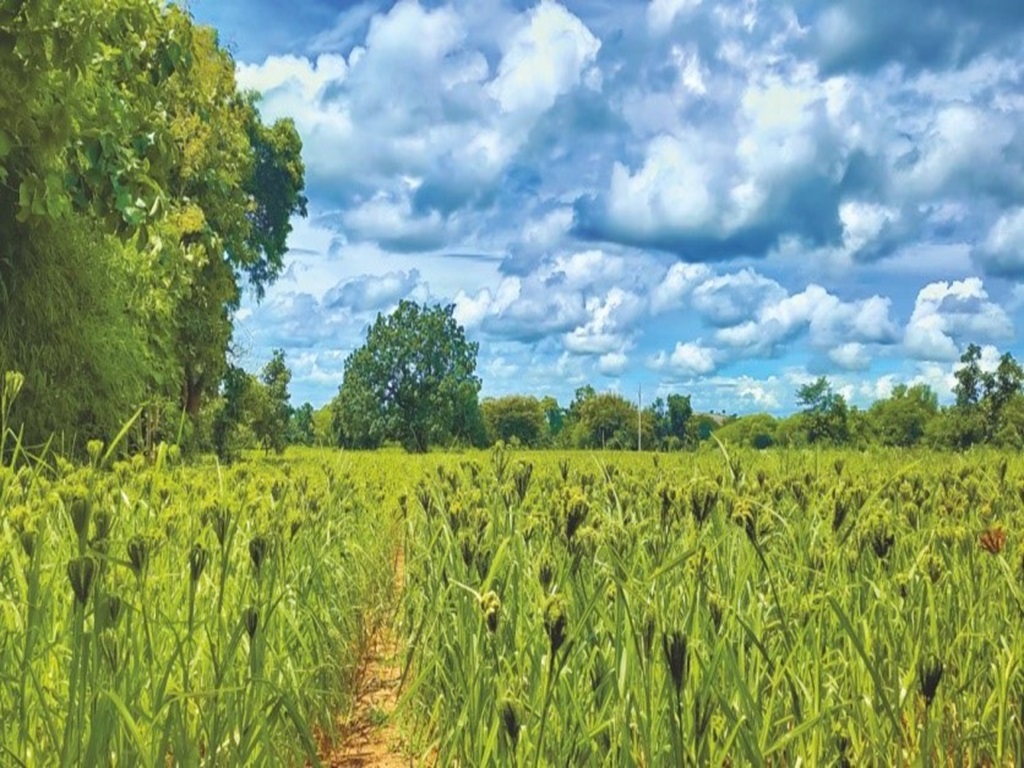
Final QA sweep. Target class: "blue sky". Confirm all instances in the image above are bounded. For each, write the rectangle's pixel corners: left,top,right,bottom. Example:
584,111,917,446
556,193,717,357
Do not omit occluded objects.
190,0,1024,414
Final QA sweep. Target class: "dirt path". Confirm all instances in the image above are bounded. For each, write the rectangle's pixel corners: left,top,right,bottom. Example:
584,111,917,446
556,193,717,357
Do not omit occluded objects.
324,549,409,767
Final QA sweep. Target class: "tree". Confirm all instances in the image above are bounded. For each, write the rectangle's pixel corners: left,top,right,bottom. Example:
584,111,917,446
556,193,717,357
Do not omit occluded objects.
943,345,1023,449
332,301,481,452
796,377,849,445
573,392,653,450
666,394,693,445
954,344,984,408
211,364,254,462
867,384,938,447
713,414,778,449
288,403,316,446
250,350,291,453
0,1,307,448
540,396,565,438
481,395,549,447
983,352,1024,440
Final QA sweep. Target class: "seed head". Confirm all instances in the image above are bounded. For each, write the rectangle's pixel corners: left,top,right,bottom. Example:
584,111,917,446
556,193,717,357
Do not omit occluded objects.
244,606,259,639
189,543,209,583
642,615,655,659
106,594,124,627
480,590,501,633
662,630,689,696
500,700,520,749
249,535,270,574
538,558,554,591
66,556,96,605
19,529,35,559
918,657,943,707
979,526,1006,556
544,595,568,657
871,530,895,559
69,495,91,540
127,535,149,577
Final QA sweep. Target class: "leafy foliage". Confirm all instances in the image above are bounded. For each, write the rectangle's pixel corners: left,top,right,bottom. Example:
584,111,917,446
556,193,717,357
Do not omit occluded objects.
332,301,483,452
481,395,549,447
0,1,306,448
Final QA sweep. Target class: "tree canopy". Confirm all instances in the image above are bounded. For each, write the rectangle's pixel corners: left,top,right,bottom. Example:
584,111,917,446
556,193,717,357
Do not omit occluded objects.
0,0,306,446
331,301,483,452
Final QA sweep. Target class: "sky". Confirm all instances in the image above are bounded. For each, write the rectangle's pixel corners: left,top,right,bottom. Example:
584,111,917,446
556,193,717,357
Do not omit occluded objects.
189,0,1024,414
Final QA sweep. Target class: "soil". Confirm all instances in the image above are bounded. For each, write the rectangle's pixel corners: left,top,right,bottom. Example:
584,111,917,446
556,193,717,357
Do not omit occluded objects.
324,550,410,767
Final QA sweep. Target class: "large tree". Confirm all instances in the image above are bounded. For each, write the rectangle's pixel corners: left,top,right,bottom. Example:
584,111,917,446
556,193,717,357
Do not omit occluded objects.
572,392,653,450
0,1,306,446
481,395,548,447
867,383,938,447
250,349,292,454
796,376,849,445
332,301,482,452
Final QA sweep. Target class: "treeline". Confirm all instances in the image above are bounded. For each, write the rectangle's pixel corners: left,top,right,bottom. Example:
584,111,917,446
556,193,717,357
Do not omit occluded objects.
212,327,1024,457
715,344,1024,451
0,1,306,451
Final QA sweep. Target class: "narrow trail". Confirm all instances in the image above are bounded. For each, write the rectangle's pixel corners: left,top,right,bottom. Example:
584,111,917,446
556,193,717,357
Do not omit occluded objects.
325,548,409,767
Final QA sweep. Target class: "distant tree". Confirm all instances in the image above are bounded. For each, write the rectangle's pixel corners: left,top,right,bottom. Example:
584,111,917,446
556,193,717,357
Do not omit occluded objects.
943,345,1023,449
212,364,254,462
332,301,480,452
796,377,849,445
249,349,291,454
867,384,938,447
954,344,984,408
540,395,564,438
573,392,653,450
713,414,778,450
481,395,548,447
983,352,1024,440
666,394,693,445
288,402,316,446
312,404,335,446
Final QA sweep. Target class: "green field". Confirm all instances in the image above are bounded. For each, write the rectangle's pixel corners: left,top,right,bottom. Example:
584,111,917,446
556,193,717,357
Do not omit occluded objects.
3,444,1024,765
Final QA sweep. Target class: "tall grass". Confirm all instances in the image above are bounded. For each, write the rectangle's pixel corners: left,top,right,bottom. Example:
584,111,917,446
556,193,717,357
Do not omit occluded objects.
0,432,397,765
398,444,1024,765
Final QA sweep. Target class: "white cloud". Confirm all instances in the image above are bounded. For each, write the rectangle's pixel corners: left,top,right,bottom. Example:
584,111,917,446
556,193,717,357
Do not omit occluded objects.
563,288,645,355
974,208,1024,277
904,277,1013,361
606,133,720,239
668,341,718,375
340,193,446,249
691,269,786,326
647,0,702,33
597,351,630,375
489,1,601,120
323,269,424,312
829,342,870,370
650,262,713,313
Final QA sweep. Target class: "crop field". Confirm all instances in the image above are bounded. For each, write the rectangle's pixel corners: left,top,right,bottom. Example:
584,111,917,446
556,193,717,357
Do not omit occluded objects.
398,445,1024,766
0,445,397,767
3,443,1024,765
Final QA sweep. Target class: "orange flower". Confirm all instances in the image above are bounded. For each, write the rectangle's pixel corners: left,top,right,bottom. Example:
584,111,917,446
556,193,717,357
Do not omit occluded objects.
979,526,1006,555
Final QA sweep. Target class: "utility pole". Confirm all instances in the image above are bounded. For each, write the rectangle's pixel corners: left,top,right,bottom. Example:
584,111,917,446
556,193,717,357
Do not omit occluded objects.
638,383,642,451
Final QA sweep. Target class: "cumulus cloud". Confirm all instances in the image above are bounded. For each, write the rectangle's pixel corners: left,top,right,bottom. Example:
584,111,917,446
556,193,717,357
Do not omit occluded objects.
199,0,1024,407
799,0,1024,75
575,71,848,259
690,274,899,363
238,0,601,239
323,270,424,312
974,208,1024,277
650,262,713,313
691,269,787,327
904,278,1013,361
668,341,718,375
